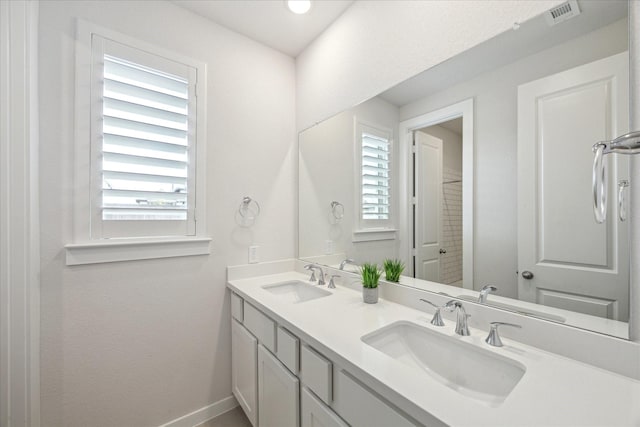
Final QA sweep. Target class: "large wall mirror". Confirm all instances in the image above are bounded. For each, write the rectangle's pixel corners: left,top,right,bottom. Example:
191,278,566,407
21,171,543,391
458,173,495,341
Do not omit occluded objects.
299,0,633,339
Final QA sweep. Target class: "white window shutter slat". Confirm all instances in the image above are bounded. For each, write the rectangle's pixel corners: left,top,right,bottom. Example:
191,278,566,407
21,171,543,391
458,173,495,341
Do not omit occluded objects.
361,130,391,221
99,50,193,224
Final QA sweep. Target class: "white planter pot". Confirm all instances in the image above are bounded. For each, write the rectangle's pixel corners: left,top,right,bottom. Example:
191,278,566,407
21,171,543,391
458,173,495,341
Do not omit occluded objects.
362,286,379,304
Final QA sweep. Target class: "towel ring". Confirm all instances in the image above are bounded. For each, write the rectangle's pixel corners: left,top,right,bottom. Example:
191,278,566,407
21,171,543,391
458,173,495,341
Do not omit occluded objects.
331,201,344,221
239,196,260,221
591,130,640,224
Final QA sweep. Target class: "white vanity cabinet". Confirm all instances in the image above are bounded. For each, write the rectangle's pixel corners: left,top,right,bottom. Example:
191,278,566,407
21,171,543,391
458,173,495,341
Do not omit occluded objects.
231,318,258,427
258,344,300,427
229,290,415,427
231,292,300,427
301,387,348,427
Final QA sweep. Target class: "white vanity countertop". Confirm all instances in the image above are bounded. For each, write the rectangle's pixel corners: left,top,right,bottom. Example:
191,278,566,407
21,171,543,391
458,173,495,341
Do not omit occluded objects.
227,271,640,427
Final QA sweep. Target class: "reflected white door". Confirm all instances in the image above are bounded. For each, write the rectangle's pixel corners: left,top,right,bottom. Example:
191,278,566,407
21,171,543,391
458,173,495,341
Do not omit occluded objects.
415,131,443,282
517,52,629,321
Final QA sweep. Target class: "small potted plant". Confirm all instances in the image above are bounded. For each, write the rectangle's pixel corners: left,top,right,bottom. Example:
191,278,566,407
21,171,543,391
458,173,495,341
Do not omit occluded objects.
383,259,405,283
360,262,381,304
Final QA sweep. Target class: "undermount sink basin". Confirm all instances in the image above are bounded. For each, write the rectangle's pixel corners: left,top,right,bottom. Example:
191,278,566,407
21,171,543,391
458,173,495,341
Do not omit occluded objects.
455,295,566,323
362,321,526,406
262,280,331,303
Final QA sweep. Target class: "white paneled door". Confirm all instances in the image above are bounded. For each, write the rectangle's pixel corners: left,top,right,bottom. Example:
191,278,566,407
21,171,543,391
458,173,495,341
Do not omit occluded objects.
414,131,443,282
517,52,629,321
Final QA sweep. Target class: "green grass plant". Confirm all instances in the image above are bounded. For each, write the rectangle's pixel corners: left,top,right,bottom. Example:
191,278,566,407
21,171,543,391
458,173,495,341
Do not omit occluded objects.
383,259,405,283
360,263,381,288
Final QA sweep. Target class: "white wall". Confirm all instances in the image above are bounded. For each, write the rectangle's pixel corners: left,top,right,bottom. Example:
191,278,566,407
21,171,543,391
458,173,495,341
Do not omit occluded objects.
296,0,564,131
38,1,296,426
399,18,627,298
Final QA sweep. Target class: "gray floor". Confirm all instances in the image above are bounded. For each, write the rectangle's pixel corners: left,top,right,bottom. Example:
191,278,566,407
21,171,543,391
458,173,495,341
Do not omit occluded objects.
196,407,252,427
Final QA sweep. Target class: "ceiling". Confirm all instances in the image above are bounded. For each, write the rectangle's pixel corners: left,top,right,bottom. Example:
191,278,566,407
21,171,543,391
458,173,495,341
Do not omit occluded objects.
379,0,627,107
172,0,354,57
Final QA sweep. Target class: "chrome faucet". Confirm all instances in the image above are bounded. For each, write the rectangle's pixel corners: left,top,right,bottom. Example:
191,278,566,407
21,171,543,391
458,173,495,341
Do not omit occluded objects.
444,300,470,336
339,258,357,270
303,264,326,285
485,322,521,347
478,285,497,304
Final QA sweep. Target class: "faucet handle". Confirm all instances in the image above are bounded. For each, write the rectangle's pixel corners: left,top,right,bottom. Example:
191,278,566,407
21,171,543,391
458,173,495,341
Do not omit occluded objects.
485,322,522,347
419,299,446,327
303,264,317,282
328,275,339,289
478,285,498,303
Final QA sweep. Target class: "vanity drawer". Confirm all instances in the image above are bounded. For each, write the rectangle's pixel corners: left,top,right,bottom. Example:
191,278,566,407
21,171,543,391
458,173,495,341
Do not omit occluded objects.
243,302,276,353
231,292,244,322
301,344,332,404
277,326,299,374
333,370,414,427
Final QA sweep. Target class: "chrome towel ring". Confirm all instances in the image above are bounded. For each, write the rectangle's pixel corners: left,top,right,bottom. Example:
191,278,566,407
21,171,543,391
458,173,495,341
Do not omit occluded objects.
236,196,260,227
591,130,640,224
330,201,344,222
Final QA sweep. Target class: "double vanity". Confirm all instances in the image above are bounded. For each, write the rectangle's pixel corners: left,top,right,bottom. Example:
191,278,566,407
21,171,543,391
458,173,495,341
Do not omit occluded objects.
227,260,640,427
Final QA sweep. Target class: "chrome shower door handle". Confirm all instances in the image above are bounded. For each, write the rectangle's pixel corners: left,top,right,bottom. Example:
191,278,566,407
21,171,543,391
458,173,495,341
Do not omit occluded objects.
592,143,607,224
618,180,629,222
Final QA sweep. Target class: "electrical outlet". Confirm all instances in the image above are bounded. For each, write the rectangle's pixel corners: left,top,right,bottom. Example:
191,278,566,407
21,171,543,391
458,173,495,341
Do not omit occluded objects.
324,240,334,255
248,245,259,264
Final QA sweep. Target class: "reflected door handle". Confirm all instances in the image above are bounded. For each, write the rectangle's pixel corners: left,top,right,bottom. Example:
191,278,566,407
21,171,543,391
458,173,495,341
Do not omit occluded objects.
619,180,629,222
439,249,447,254
521,271,534,280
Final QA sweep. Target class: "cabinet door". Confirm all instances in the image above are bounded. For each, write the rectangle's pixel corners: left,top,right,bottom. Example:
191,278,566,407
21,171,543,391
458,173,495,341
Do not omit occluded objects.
232,319,258,427
258,344,300,427
301,387,348,427
333,370,416,427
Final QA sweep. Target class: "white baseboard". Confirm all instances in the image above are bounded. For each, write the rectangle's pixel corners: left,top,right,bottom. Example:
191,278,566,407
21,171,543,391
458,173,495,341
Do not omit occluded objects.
159,395,238,427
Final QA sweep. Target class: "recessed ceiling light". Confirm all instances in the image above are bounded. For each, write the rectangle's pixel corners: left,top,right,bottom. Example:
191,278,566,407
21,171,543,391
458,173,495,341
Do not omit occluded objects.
287,0,311,15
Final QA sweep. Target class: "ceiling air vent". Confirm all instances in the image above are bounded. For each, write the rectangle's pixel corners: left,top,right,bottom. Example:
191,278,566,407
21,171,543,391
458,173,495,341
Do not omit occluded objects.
545,0,581,26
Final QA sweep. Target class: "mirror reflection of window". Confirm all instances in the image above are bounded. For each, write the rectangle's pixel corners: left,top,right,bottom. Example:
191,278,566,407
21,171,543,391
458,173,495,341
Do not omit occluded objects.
357,121,393,231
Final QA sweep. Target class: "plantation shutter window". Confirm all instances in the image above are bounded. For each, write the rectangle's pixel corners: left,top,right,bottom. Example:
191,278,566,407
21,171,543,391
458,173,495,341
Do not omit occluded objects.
361,130,391,220
90,36,198,238
357,121,393,232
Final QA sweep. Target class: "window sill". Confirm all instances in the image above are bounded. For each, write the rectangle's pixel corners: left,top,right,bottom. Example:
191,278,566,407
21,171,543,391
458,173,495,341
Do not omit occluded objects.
352,229,397,243
65,237,211,266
